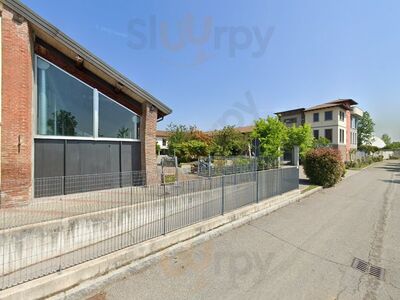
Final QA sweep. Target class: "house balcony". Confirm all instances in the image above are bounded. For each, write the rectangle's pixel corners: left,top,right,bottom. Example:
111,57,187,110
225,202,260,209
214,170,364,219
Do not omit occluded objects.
351,106,364,118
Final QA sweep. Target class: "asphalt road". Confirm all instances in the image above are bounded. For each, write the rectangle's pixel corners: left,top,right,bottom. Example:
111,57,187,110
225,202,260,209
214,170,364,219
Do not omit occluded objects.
91,160,400,300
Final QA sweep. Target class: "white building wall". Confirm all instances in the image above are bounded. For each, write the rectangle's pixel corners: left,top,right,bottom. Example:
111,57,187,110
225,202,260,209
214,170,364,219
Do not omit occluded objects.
305,107,346,145
156,137,168,150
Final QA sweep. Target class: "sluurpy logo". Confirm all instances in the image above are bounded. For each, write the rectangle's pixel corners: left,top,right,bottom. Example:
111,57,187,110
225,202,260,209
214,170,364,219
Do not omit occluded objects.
159,238,275,292
99,14,274,66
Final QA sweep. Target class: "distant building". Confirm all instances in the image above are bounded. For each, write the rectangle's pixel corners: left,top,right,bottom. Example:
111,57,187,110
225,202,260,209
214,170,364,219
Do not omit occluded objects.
233,126,255,135
156,130,170,155
370,136,386,149
276,99,364,161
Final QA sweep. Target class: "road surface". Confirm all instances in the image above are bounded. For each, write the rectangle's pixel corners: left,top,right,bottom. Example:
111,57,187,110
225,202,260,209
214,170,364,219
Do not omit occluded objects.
90,160,400,300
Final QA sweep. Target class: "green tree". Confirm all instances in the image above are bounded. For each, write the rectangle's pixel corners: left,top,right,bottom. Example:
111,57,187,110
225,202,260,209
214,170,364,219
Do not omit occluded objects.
166,123,211,161
251,116,288,160
47,110,78,136
358,145,379,154
210,126,248,156
358,111,375,147
285,124,314,158
313,137,331,149
381,134,391,146
166,123,191,155
173,140,209,162
387,141,400,149
117,126,130,138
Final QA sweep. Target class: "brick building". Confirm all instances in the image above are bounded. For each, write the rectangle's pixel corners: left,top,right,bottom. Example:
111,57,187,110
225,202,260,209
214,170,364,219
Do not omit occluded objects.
0,0,172,205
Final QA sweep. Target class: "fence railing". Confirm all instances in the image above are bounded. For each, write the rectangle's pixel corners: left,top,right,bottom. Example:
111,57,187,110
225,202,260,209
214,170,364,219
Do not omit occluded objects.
34,170,147,198
0,166,299,291
197,156,279,177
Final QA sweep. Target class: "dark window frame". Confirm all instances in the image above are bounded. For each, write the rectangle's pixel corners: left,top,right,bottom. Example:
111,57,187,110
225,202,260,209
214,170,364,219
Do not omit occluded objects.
313,130,319,139
325,111,333,121
340,111,345,122
325,129,333,143
340,129,345,144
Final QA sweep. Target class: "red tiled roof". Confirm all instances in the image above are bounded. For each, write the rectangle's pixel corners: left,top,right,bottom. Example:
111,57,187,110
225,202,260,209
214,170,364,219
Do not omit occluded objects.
304,99,358,112
235,125,255,133
156,130,170,138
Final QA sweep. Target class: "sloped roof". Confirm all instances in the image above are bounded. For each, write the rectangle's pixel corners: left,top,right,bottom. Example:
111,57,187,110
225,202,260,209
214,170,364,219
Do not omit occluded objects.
235,126,255,133
371,136,386,149
275,108,305,115
304,99,358,112
2,0,172,116
276,99,359,115
156,130,170,138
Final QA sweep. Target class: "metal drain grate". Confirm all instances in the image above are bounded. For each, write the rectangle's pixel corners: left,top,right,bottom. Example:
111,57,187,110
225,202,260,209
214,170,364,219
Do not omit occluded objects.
352,258,369,273
351,258,385,281
369,265,385,280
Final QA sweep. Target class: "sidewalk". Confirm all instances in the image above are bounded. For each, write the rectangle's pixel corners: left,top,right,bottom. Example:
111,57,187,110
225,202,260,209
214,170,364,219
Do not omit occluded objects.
298,166,359,191
82,161,400,300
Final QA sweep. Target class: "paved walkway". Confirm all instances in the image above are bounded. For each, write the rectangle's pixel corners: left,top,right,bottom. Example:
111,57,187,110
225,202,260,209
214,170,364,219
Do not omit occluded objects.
91,160,400,300
299,165,359,190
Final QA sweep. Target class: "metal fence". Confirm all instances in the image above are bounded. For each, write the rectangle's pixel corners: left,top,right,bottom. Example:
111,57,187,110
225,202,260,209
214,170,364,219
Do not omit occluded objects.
0,166,299,291
197,156,279,177
34,170,147,198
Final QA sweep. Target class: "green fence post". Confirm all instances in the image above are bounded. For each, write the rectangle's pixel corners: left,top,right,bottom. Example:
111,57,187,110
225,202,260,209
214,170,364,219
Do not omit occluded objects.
221,175,225,215
163,183,167,235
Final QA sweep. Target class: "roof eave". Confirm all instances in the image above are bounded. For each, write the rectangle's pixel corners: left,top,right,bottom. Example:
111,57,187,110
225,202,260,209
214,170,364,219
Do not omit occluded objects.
2,0,172,116
275,108,306,115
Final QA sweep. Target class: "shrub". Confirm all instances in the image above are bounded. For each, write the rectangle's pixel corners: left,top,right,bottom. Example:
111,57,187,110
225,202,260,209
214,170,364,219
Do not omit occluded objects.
345,161,357,169
358,145,379,154
303,148,345,188
313,137,331,149
173,140,209,162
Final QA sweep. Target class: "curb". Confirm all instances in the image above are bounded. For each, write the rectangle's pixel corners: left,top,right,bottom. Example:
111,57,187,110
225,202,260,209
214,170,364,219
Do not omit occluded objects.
52,189,321,300
300,186,323,197
0,189,309,300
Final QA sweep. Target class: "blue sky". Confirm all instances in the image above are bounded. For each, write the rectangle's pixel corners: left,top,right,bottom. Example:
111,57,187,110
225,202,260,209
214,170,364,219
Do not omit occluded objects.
22,0,400,140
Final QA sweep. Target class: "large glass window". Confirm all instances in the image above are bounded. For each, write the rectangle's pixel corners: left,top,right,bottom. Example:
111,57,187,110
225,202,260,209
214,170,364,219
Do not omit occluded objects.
37,57,94,137
98,94,140,139
36,56,141,140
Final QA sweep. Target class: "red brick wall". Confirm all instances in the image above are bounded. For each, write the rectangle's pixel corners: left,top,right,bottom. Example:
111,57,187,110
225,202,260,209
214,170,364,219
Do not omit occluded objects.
1,7,33,206
141,104,158,185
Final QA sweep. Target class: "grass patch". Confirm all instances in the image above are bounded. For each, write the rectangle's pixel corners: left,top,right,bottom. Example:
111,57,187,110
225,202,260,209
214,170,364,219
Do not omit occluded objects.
164,175,176,184
302,185,319,193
